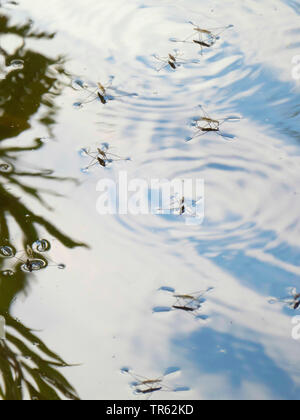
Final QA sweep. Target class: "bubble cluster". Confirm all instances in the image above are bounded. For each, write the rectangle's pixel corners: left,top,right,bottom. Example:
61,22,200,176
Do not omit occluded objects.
1,270,14,277
0,240,65,274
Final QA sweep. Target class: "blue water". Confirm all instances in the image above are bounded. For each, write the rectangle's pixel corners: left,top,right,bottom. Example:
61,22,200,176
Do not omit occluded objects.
0,0,300,400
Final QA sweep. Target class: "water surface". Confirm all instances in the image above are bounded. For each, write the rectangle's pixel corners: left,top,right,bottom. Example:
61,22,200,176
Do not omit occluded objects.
0,0,300,400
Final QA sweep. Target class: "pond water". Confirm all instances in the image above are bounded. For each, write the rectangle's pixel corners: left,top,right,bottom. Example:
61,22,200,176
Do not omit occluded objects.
0,0,300,400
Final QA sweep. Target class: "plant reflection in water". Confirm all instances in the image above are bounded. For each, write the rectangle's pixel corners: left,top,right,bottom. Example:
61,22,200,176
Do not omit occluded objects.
0,11,86,400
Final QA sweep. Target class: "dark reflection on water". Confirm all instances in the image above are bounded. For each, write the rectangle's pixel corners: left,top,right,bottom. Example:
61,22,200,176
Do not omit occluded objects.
0,12,85,400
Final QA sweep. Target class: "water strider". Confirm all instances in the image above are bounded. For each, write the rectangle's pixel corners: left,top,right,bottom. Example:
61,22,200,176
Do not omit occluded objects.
80,144,131,172
156,181,202,217
121,367,189,398
157,196,198,216
153,50,199,72
72,77,137,108
186,105,240,141
153,287,213,320
171,22,233,54
269,288,300,311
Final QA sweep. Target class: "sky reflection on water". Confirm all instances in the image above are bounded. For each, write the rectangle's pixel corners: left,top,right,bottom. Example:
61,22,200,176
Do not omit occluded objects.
0,0,300,400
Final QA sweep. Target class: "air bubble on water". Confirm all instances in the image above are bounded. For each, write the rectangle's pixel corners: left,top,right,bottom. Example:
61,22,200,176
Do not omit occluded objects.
0,245,15,258
9,59,24,70
0,162,13,173
1,270,14,277
32,239,51,253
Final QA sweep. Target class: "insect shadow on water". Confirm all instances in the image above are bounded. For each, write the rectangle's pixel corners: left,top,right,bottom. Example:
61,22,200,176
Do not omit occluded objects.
72,77,138,108
269,288,300,311
0,240,65,275
170,22,234,55
153,286,213,320
120,367,190,399
79,143,131,173
186,105,240,142
153,50,200,72
156,180,202,218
